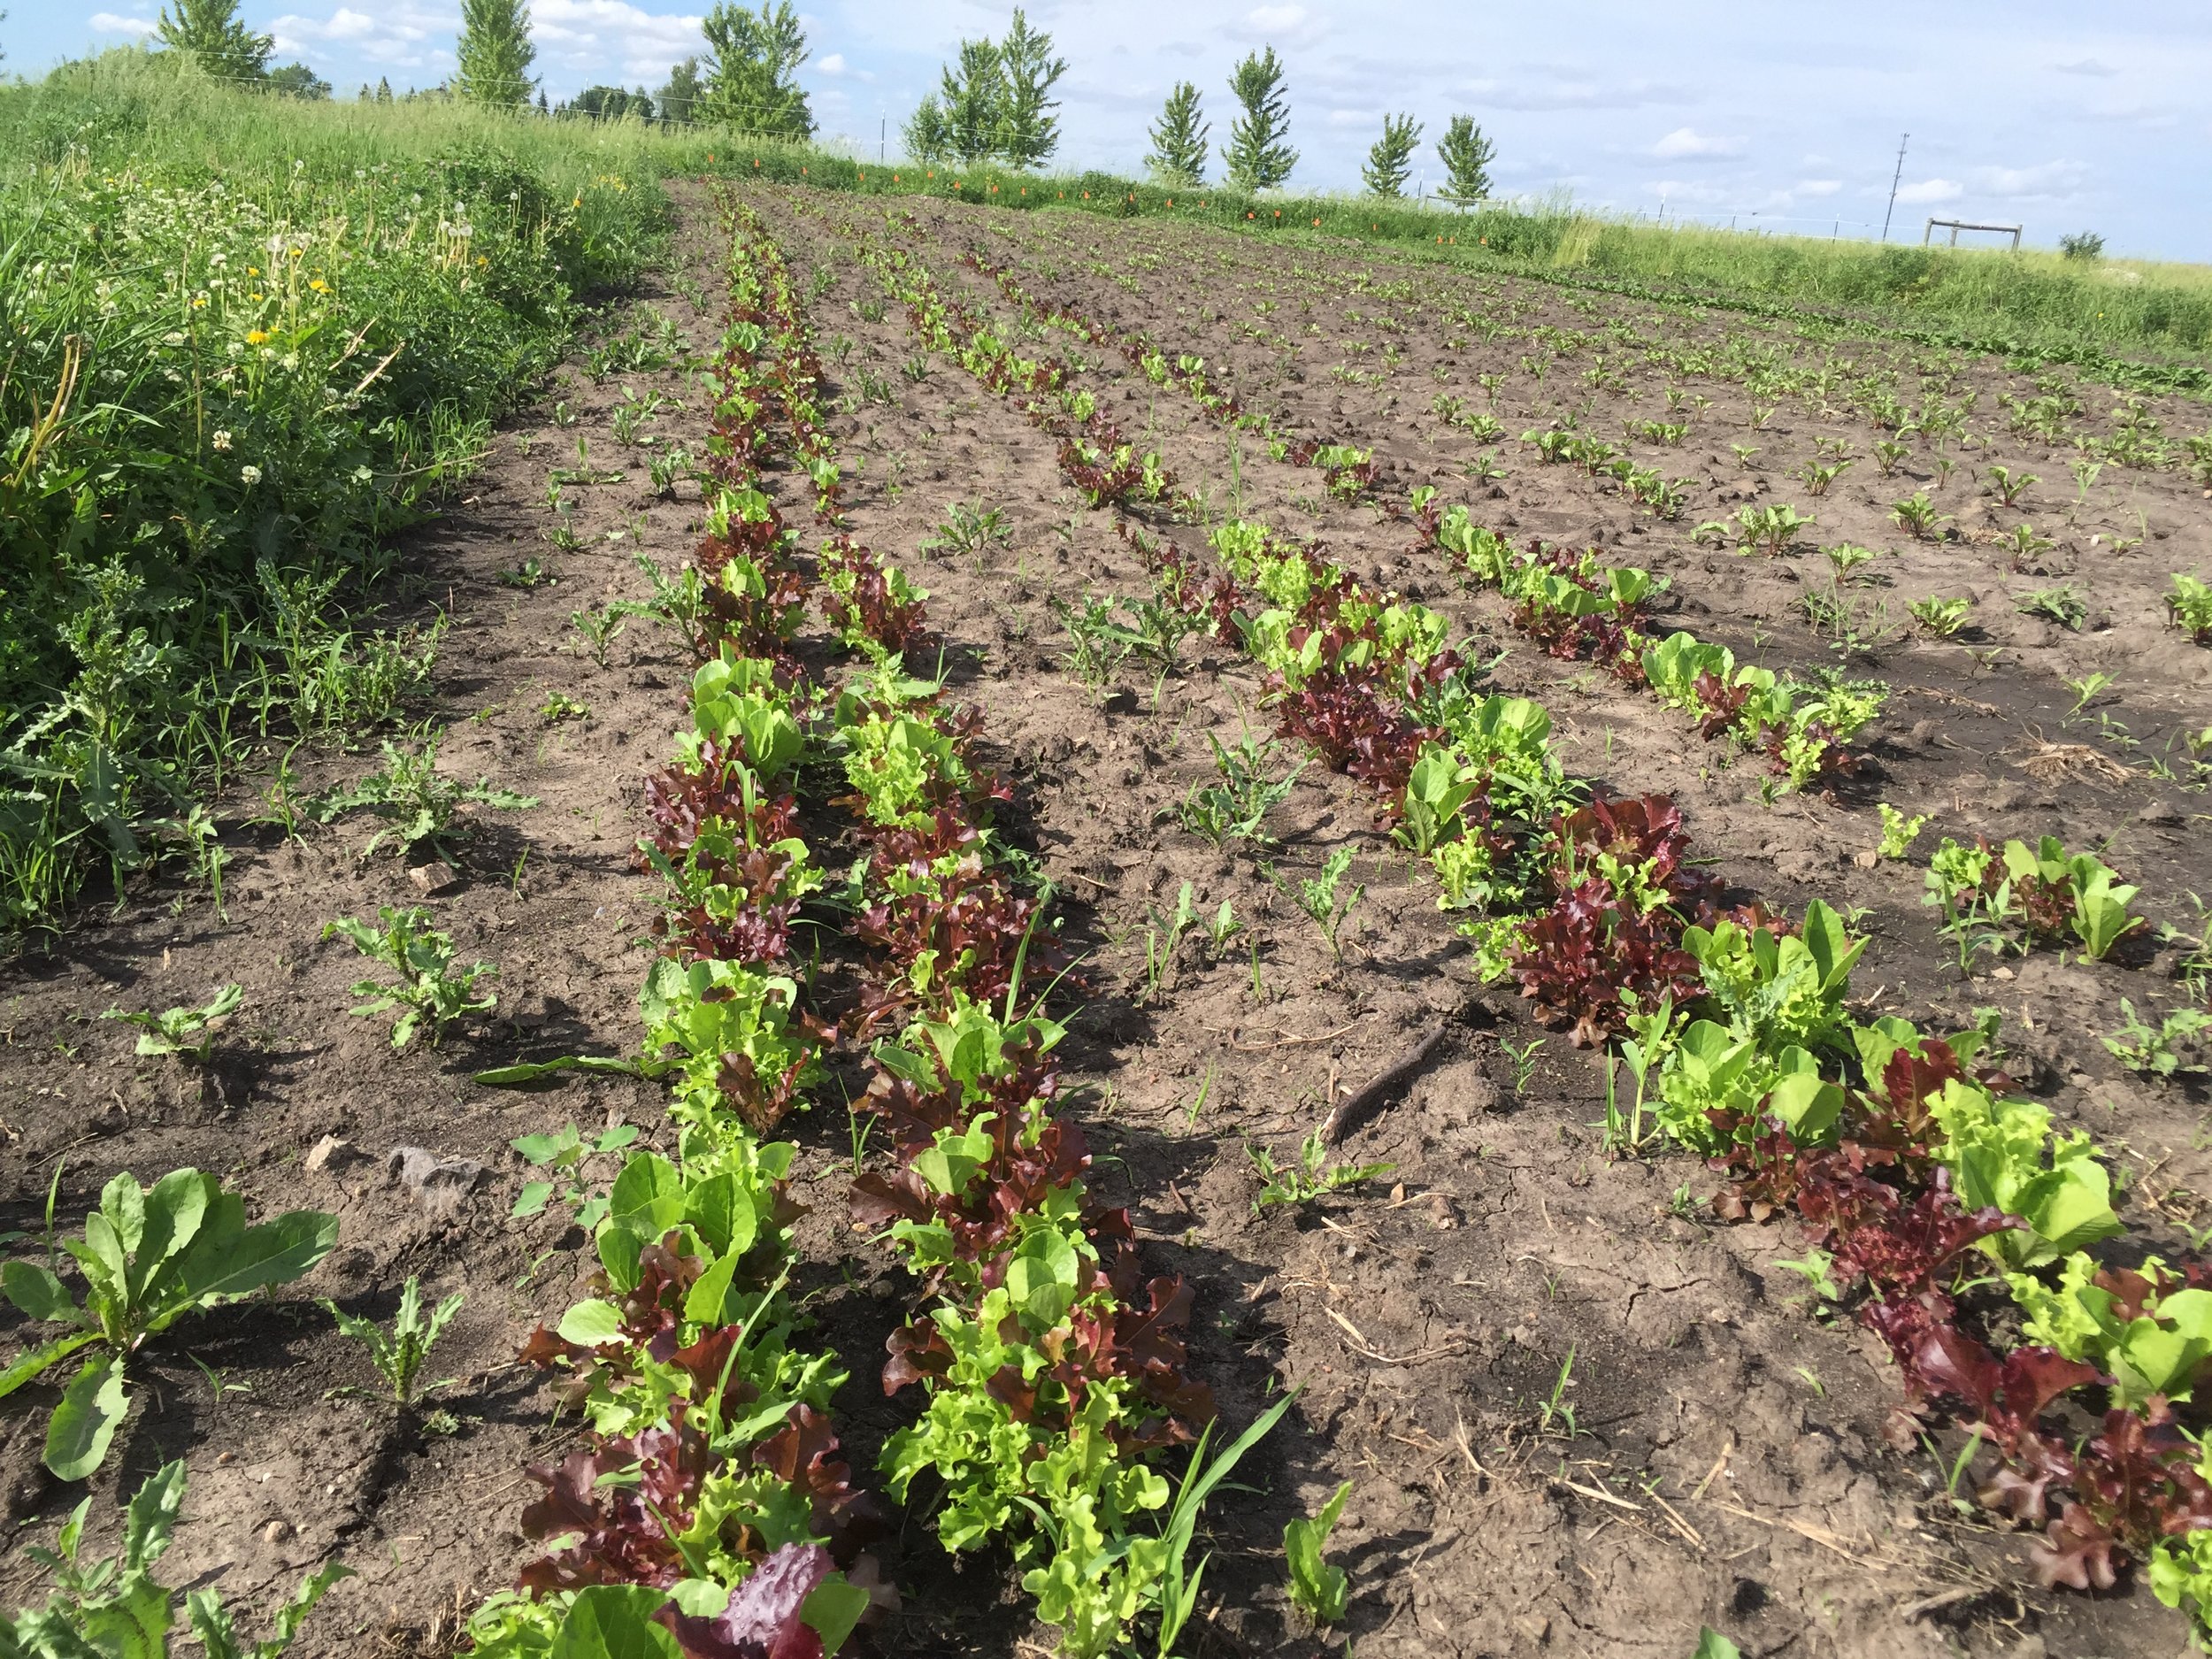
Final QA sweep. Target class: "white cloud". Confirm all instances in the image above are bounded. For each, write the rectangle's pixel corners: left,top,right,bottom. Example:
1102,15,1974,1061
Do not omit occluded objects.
269,3,443,67
2054,58,2119,76
1973,159,2089,198
1650,126,1744,159
89,12,157,34
1230,5,1330,47
1894,178,1962,205
1793,178,1841,197
1463,77,1690,112
530,0,706,85
814,51,873,82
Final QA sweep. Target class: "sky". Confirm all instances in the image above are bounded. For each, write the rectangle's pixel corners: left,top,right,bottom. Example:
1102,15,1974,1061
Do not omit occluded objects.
12,1,2212,262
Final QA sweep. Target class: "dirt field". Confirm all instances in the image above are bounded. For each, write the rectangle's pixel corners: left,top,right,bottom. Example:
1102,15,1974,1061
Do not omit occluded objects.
4,180,2208,1658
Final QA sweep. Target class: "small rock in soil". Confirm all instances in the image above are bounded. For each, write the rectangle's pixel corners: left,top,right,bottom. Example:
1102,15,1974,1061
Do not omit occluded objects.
387,1146,485,1216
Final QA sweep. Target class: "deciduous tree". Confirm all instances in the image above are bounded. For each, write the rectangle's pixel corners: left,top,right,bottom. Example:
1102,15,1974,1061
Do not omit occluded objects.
1146,81,1208,185
454,0,535,108
1435,114,1496,207
153,0,272,83
1362,112,1421,197
699,1,812,137
1224,47,1295,192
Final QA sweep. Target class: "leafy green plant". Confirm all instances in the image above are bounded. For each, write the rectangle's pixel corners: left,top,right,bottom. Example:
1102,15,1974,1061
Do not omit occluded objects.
100,984,242,1064
1247,1130,1394,1213
919,500,1012,561
0,1169,337,1479
1889,490,1949,540
1907,595,1972,637
314,733,537,865
567,601,637,667
510,1120,641,1229
1872,438,1909,477
1179,729,1302,848
1987,464,2038,507
1824,543,1879,583
1293,848,1365,962
322,1276,464,1405
2168,572,2212,644
1050,592,1137,698
2018,585,2087,631
1147,1394,1298,1658
1392,747,1479,857
326,906,498,1048
1283,1479,1353,1625
1877,803,1928,860
0,1459,349,1658
2103,1001,2210,1079
539,689,589,724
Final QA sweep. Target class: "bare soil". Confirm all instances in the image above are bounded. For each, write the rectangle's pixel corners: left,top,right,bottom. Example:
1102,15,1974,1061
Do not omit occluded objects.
3,181,2208,1659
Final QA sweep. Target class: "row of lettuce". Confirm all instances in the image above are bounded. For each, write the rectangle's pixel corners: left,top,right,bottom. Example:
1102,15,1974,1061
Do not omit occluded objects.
833,198,2212,1640
471,188,1231,1659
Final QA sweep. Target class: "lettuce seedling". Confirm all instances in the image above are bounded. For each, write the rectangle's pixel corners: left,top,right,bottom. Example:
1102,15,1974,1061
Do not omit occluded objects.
100,983,241,1064
1284,1479,1354,1624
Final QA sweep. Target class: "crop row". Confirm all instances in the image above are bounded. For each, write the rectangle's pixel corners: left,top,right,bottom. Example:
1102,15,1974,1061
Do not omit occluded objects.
816,195,2212,1640
467,187,1249,1659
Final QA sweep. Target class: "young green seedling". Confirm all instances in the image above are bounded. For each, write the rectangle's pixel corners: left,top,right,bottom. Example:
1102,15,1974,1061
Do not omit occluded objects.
100,984,242,1065
1294,848,1364,962
323,1276,465,1405
1283,1479,1354,1625
326,906,498,1049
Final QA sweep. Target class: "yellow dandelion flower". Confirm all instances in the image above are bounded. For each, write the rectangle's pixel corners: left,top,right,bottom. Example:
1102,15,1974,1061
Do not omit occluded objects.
246,265,260,276
310,279,329,293
246,329,269,345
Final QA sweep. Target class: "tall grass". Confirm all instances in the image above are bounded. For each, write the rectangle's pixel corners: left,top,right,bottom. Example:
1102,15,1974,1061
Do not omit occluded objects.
0,50,697,933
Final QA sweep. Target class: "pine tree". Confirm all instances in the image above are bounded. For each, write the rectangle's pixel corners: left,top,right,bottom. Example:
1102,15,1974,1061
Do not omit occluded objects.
903,96,950,164
995,9,1065,169
376,76,393,103
454,0,535,108
657,56,703,124
1361,112,1421,197
1145,81,1208,185
1435,114,1496,208
154,0,273,83
699,2,812,137
1223,47,1295,192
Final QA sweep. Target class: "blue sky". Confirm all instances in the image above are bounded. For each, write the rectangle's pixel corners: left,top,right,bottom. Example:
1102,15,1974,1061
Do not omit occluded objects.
13,1,2211,261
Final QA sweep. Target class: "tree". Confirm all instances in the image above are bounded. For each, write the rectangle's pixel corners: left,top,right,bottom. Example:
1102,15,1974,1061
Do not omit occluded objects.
903,96,951,164
1145,81,1208,185
657,56,703,124
2060,231,2105,262
1434,114,1495,207
267,62,333,100
455,0,535,108
1223,47,1295,192
376,76,393,103
1362,112,1421,197
699,2,812,137
937,37,1005,164
995,8,1065,169
574,85,654,120
154,0,272,83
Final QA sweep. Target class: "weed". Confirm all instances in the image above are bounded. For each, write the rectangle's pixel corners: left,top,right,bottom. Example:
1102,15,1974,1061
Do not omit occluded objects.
1503,1036,1545,1094
326,906,498,1049
2018,585,2088,631
313,732,536,865
99,984,242,1065
1248,1128,1394,1213
1908,595,1973,637
511,1120,641,1229
1141,881,1199,1003
2103,1001,2209,1080
1050,592,1137,698
1179,729,1303,847
1292,848,1365,962
539,690,589,724
323,1277,465,1405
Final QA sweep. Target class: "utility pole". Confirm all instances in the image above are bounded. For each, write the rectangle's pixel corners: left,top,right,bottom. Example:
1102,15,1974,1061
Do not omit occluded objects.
1881,133,1909,242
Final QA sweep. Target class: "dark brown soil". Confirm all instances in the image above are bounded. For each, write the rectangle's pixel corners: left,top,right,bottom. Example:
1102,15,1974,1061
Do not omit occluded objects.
2,180,2207,1659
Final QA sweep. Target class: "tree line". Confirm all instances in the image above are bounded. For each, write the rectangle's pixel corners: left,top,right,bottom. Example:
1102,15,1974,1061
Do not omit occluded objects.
146,0,1500,203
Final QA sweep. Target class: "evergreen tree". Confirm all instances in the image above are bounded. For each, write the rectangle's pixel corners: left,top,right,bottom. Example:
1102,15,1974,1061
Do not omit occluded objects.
154,0,272,83
903,96,950,164
657,55,703,123
1434,114,1495,207
995,9,1064,168
455,0,535,107
1361,112,1421,197
1145,81,1208,185
575,85,653,120
1223,47,1295,191
699,2,811,137
376,76,393,103
536,88,549,113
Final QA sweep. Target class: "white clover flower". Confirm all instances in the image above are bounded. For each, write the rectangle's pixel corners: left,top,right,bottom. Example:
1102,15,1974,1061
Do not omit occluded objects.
162,330,185,346
211,429,233,452
240,465,263,485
